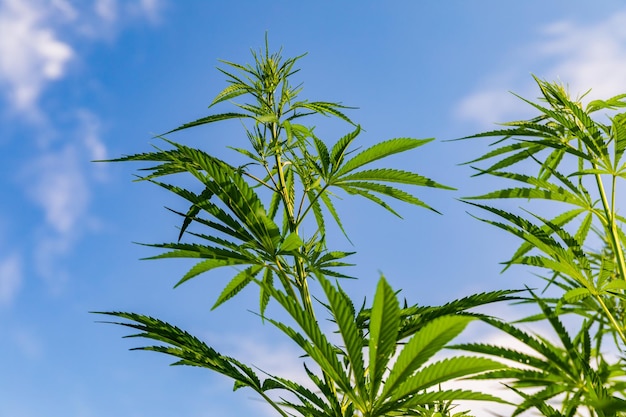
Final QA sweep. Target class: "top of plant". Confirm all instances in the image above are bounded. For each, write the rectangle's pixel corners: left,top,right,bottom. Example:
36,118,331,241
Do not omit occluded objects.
107,39,453,315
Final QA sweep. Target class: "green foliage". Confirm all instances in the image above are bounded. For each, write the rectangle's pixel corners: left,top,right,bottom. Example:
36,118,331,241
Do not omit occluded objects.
107,41,451,317
459,77,626,416
451,291,626,416
97,276,510,417
97,40,507,417
97,40,626,417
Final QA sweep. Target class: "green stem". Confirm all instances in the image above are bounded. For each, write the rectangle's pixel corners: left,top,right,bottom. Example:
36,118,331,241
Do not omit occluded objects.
595,294,626,346
610,174,626,279
295,187,309,221
294,183,332,230
594,173,626,281
256,389,290,417
262,161,279,190
298,275,315,317
275,155,294,222
271,120,315,317
272,257,299,301
243,171,277,191
593,172,626,345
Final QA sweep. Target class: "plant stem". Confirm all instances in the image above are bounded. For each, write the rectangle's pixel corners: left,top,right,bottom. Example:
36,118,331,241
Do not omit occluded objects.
271,119,315,317
595,294,626,346
591,170,626,345
295,183,331,230
594,173,626,282
256,389,290,417
243,171,277,191
609,174,626,280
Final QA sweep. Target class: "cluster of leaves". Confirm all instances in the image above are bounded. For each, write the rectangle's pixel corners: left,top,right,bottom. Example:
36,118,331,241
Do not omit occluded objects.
454,77,626,416
108,40,451,317
98,40,626,417
103,277,516,417
98,40,514,417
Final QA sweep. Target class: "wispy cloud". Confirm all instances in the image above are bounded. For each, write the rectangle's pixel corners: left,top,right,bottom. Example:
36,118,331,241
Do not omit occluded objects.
0,0,74,115
21,144,89,290
234,337,314,387
456,9,626,127
0,0,163,293
24,145,89,235
0,0,165,117
0,252,22,306
21,111,108,237
77,109,108,177
194,330,318,416
201,329,314,387
78,0,165,39
19,110,109,290
94,0,163,24
538,12,626,100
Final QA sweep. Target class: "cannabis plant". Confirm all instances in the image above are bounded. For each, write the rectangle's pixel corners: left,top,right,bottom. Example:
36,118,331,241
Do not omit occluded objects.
97,40,512,417
457,78,626,416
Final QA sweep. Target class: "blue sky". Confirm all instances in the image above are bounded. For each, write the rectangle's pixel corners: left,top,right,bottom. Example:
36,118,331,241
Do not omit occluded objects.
2,1,626,416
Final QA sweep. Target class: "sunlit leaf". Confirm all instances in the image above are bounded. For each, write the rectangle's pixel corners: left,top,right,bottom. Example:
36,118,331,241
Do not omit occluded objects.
368,277,400,400
336,138,432,177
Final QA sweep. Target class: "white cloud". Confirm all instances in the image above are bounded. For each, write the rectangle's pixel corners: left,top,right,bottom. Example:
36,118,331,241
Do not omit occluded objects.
22,110,108,231
18,110,108,288
455,88,527,129
0,0,165,117
78,111,108,161
76,109,109,181
20,144,87,290
203,329,314,387
25,145,89,235
456,9,626,127
21,120,109,287
0,253,22,306
236,340,315,417
538,12,626,101
94,0,163,24
0,0,74,114
443,311,624,416
234,337,314,387
195,331,319,417
78,0,164,39
0,0,156,290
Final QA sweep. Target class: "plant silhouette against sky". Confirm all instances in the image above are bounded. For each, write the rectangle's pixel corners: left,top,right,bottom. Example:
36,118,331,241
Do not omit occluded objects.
98,40,626,417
